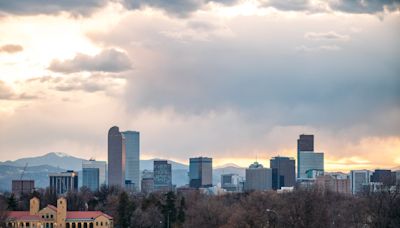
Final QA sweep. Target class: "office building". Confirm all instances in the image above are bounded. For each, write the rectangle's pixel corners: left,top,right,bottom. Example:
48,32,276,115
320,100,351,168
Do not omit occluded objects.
122,131,140,191
316,174,351,194
141,170,154,194
396,171,400,185
221,174,244,192
298,151,324,179
12,180,35,197
297,134,314,178
83,168,99,192
153,160,172,192
270,156,295,190
108,126,126,187
82,159,107,191
244,162,272,191
371,169,394,186
49,171,78,195
189,157,213,188
350,170,371,195
6,197,113,228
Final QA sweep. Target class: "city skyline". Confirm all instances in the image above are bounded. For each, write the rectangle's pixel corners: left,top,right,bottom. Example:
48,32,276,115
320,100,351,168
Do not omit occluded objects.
0,1,399,172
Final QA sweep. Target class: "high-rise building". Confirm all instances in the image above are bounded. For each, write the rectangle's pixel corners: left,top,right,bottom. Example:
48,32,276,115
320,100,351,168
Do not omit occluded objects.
371,169,394,186
153,160,172,192
297,134,314,178
221,174,244,192
122,131,140,191
189,157,213,188
49,171,78,195
245,162,272,191
298,152,324,179
270,156,295,190
82,159,107,191
83,168,99,192
12,180,35,197
108,126,126,187
350,170,371,195
141,170,154,194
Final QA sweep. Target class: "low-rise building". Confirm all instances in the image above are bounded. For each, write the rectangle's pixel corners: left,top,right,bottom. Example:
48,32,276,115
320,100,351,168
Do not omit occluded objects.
6,197,113,228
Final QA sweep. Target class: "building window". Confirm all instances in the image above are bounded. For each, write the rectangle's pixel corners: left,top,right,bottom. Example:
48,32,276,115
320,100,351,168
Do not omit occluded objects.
101,222,103,226
50,214,53,219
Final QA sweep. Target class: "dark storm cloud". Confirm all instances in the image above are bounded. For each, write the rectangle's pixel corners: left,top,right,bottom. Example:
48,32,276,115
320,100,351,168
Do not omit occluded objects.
0,0,108,16
49,49,131,73
122,0,238,17
0,44,23,53
0,0,398,16
328,0,400,14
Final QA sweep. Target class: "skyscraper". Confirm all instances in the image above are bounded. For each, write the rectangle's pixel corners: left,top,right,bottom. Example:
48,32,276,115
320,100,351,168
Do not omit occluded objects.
371,169,394,186
297,134,324,179
244,162,272,191
108,126,126,187
122,131,140,191
270,156,295,190
82,168,99,192
297,134,314,178
153,160,172,192
189,157,213,188
350,170,371,195
82,159,107,191
298,152,324,179
141,170,154,194
221,174,243,192
49,171,78,195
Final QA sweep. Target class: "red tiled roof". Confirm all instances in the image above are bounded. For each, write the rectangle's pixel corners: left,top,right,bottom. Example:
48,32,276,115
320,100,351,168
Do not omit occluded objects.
47,205,57,211
67,211,113,220
7,212,41,221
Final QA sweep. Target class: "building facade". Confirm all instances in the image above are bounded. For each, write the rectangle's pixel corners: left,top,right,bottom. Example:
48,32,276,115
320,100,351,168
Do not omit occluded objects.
12,180,35,197
297,134,314,178
107,126,126,187
141,170,154,194
350,170,371,195
298,151,324,179
245,162,272,191
316,174,351,194
371,169,394,186
82,168,99,192
189,157,213,189
122,131,140,191
6,197,113,228
153,160,172,192
49,171,78,195
270,156,295,190
221,174,244,192
82,160,107,190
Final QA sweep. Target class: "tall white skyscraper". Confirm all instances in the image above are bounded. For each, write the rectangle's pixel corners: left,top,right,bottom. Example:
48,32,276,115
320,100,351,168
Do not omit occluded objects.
350,170,371,195
122,131,140,191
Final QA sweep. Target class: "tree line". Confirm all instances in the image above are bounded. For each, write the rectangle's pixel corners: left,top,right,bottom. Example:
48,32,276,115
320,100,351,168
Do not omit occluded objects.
1,185,399,228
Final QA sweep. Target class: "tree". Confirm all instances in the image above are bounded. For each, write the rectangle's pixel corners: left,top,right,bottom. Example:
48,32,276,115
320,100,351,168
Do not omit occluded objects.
116,191,134,228
0,197,9,227
161,192,177,228
7,194,17,211
177,197,186,224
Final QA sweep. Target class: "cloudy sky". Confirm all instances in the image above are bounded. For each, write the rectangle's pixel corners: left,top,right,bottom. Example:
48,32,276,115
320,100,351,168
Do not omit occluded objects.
0,0,399,171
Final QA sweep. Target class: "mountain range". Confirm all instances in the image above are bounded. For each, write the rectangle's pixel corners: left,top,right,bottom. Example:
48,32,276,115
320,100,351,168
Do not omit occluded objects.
0,152,245,192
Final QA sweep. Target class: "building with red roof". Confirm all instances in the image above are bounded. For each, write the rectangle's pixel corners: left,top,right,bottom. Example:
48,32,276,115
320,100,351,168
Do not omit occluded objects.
6,197,113,228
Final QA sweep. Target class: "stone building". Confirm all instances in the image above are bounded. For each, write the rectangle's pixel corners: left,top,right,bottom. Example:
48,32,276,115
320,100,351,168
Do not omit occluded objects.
6,197,113,228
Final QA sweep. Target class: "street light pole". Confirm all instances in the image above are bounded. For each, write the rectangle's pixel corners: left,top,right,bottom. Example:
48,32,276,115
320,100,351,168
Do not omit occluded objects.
265,209,279,228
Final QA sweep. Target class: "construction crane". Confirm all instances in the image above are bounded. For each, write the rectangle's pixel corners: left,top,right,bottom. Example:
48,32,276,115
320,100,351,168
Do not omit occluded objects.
20,163,28,180
19,163,28,196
